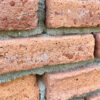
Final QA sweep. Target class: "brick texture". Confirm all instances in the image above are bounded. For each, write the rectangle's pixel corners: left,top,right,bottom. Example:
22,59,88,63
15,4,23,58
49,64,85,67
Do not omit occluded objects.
0,75,39,100
0,34,94,74
0,0,38,30
95,34,100,58
46,0,100,28
87,95,100,100
43,66,100,100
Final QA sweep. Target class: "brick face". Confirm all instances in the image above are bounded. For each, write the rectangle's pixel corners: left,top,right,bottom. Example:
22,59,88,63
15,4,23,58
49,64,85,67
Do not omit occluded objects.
0,34,94,74
0,75,39,100
87,95,100,100
0,0,38,30
46,0,100,28
43,66,100,100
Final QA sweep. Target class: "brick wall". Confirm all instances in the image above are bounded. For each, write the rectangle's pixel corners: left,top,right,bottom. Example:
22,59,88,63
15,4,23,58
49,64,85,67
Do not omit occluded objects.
0,0,100,100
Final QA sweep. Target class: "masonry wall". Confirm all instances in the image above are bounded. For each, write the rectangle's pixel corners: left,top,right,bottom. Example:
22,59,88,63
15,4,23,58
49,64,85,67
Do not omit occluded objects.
0,0,100,100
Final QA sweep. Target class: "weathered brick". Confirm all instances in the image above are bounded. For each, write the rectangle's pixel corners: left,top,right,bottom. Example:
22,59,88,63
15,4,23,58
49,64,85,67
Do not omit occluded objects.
43,66,100,100
0,34,94,74
87,95,100,100
46,0,100,28
0,0,38,30
0,75,39,100
95,34,100,58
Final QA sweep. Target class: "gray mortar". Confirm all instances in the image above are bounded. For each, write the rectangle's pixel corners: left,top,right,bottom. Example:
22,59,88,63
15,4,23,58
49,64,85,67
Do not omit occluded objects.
0,59,100,100
0,58,100,83
0,0,100,99
69,89,100,100
46,27,100,36
0,59,94,83
38,76,46,100
0,0,45,39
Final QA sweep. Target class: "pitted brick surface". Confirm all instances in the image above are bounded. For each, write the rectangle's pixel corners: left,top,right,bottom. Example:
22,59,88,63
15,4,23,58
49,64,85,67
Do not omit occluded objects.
0,34,94,74
46,0,100,28
0,75,39,100
0,0,38,30
43,66,100,100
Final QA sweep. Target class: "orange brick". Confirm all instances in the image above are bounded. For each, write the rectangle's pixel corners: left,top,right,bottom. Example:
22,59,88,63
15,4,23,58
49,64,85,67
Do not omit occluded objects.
0,75,39,100
43,66,100,100
0,0,38,30
0,34,94,74
46,0,100,28
87,95,100,100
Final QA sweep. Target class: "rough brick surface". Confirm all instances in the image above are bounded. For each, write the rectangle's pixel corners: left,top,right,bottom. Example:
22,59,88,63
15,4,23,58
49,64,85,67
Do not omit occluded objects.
95,34,100,58
87,95,100,100
46,0,100,28
43,66,100,100
0,0,38,30
0,34,94,74
0,75,39,100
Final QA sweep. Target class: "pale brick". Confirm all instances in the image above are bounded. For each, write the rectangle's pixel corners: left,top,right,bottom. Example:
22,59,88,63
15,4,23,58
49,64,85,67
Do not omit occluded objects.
46,0,100,28
43,66,100,100
0,0,38,30
0,34,94,74
0,75,39,100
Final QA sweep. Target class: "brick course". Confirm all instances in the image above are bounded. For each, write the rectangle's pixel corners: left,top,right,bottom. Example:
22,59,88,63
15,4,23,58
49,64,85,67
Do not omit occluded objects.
46,0,100,28
0,34,94,74
43,66,100,100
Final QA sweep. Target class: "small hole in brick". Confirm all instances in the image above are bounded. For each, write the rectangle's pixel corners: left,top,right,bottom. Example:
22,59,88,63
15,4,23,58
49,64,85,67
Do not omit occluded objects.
78,47,83,51
10,1,15,6
83,5,86,8
63,53,73,59
76,78,78,81
73,19,77,25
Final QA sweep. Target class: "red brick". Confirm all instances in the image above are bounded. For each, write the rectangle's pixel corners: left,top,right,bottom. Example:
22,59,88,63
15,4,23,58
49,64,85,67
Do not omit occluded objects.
46,0,100,28
0,0,38,30
0,75,39,100
87,95,100,100
43,66,100,100
95,34,100,58
0,34,94,74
